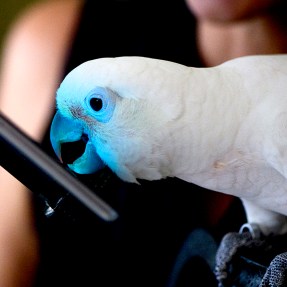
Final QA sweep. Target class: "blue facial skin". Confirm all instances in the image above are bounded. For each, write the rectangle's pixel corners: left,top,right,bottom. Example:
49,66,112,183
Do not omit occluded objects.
81,87,118,174
84,87,116,123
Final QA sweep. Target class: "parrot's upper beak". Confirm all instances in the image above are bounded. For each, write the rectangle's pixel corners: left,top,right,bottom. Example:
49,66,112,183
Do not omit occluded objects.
50,111,105,174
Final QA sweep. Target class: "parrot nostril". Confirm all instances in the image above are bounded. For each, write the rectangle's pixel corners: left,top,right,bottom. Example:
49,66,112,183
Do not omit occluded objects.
61,134,88,165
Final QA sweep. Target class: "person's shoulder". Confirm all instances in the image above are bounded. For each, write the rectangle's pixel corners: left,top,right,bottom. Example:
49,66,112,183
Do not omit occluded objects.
9,0,83,32
2,0,84,61
0,0,85,140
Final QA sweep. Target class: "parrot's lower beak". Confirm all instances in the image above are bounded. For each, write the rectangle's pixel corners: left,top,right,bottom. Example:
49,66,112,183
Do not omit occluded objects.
50,111,105,174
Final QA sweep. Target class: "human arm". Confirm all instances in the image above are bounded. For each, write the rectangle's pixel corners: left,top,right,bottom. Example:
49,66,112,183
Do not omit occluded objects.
0,0,83,285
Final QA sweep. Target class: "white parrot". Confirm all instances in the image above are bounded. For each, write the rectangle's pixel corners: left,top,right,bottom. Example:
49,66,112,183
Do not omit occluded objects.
50,55,287,239
50,55,287,285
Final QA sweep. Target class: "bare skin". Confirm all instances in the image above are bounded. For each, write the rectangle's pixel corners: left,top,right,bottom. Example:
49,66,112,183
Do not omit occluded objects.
197,14,287,66
1,0,287,285
185,0,287,66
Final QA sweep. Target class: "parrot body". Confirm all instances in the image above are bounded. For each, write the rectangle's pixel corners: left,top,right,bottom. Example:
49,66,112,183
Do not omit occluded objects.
51,55,287,236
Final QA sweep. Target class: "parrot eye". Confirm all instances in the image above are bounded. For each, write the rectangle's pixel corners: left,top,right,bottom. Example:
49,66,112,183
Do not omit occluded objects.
89,98,103,111
85,87,116,123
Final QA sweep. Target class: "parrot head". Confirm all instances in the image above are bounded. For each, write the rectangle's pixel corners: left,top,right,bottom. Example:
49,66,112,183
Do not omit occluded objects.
50,56,188,183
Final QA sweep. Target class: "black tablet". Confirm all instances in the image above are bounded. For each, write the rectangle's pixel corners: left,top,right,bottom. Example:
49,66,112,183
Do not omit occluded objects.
0,111,118,222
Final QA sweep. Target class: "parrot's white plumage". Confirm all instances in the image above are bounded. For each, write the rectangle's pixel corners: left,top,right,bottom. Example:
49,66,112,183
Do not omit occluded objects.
50,55,287,236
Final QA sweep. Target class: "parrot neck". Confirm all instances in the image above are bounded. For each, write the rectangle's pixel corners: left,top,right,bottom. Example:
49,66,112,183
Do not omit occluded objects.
176,65,249,177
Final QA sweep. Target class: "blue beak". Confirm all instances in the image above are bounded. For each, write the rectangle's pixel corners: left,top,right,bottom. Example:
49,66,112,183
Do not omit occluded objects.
50,111,105,174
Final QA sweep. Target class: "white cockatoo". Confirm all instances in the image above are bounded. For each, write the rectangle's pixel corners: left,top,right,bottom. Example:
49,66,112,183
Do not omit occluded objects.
50,55,287,238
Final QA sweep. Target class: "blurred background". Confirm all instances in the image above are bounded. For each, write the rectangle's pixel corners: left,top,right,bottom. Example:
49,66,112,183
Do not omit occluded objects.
0,0,38,57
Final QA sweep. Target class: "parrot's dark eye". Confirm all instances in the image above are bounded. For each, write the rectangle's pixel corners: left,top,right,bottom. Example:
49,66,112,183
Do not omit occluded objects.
90,97,103,111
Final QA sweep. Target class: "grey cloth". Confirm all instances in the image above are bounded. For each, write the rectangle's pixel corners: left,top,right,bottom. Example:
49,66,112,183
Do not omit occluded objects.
260,252,287,287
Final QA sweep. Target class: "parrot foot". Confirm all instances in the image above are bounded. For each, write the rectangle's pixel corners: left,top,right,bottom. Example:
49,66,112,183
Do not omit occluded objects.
214,223,287,287
214,223,269,287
